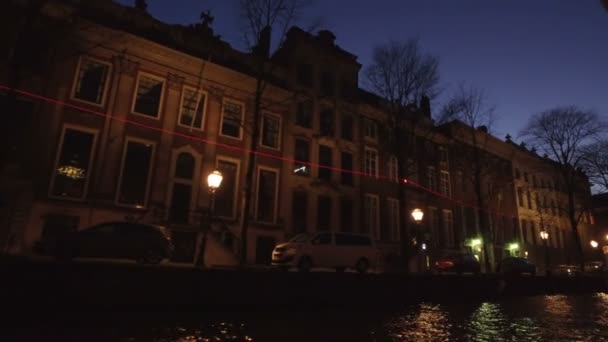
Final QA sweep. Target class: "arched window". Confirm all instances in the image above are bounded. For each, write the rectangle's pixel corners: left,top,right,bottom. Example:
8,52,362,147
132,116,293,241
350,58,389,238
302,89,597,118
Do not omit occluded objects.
174,152,194,179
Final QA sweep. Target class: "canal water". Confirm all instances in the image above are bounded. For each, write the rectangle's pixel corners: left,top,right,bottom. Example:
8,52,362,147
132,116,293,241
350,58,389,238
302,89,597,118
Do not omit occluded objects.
9,293,608,341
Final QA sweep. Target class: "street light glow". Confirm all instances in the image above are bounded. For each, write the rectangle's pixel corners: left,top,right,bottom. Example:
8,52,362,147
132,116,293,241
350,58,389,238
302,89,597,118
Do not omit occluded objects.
207,170,223,190
411,208,424,222
471,238,482,247
508,242,519,251
590,240,599,248
540,231,549,240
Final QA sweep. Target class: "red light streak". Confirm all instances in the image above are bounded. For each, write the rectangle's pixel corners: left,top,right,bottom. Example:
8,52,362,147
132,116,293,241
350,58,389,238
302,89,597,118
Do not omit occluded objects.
0,84,517,219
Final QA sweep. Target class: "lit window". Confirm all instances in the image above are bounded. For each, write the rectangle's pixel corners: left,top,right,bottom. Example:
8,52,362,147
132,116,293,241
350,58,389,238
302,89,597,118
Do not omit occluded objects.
365,147,378,177
50,126,97,200
72,57,110,105
178,86,207,130
132,73,164,118
220,100,244,139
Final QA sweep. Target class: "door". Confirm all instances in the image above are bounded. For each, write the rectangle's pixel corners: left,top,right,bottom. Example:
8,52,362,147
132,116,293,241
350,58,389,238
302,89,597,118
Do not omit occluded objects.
169,183,192,224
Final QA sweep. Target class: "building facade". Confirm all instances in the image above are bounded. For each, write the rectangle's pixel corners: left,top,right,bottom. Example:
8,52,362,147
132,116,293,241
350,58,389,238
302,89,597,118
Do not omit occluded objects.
0,0,595,269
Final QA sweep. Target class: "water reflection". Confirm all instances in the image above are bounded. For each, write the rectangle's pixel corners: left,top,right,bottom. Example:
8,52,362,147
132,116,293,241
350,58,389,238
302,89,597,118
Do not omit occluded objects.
465,302,541,342
383,303,452,341
124,321,254,342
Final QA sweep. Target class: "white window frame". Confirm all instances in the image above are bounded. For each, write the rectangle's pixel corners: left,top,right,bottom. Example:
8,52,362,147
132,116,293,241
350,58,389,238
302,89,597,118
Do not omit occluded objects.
388,155,399,182
177,85,208,131
440,170,451,196
115,137,156,209
387,198,400,241
130,71,166,120
364,147,379,178
70,56,112,107
215,156,241,219
442,209,455,247
259,112,282,150
255,166,280,224
165,146,202,223
219,97,245,140
48,124,99,201
427,166,436,191
364,194,380,239
363,117,378,141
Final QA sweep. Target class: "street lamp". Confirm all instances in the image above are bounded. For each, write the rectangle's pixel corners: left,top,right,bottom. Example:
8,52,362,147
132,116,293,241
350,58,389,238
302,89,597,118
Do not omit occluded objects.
196,170,223,267
411,208,426,272
590,240,599,249
540,230,550,276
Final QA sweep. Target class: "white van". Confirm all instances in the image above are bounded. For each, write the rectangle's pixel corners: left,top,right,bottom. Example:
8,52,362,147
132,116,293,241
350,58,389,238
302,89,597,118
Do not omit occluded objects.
271,232,378,273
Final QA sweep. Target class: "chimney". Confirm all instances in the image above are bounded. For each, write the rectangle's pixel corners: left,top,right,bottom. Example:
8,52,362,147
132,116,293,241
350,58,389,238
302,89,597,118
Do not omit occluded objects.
317,30,336,46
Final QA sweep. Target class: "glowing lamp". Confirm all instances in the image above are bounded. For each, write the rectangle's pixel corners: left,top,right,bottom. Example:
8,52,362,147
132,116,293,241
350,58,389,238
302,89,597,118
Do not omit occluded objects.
207,170,223,191
590,240,599,248
508,242,519,251
540,231,549,240
411,208,424,222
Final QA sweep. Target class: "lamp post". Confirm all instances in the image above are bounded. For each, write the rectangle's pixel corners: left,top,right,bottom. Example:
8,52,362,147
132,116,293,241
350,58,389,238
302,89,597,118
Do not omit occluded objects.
195,170,223,268
411,208,425,272
540,230,550,276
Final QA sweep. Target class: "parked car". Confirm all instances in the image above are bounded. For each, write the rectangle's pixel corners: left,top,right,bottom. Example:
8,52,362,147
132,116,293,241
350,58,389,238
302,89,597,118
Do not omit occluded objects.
584,261,604,274
434,253,481,274
54,221,173,264
271,232,378,273
552,264,582,276
497,257,536,276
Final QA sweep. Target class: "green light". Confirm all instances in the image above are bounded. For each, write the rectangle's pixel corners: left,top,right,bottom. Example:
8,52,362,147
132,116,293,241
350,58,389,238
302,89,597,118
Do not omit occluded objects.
508,243,519,251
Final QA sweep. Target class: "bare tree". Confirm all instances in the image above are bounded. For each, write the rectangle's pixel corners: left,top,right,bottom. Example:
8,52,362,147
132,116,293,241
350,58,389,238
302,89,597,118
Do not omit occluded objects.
364,38,440,272
581,140,608,193
237,0,309,266
520,106,606,270
439,84,500,272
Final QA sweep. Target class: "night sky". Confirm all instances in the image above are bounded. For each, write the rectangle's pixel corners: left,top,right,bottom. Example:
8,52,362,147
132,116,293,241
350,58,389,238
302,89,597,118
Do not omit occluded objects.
116,0,608,139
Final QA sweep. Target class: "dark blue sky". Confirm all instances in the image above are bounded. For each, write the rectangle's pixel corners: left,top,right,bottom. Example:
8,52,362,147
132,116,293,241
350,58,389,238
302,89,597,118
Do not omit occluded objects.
117,0,608,139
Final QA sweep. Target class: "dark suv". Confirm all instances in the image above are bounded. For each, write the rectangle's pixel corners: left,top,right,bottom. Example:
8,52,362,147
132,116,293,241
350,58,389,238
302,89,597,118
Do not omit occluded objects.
55,221,173,264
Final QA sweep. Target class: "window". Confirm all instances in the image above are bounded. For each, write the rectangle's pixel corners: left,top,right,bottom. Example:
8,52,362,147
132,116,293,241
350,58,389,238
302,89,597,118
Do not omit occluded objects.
388,156,399,182
215,159,239,218
460,171,467,192
169,152,195,224
521,219,528,243
340,198,353,232
515,168,521,179
543,196,548,213
527,190,532,209
320,70,334,96
295,100,312,128
551,199,557,216
132,73,164,118
439,147,449,164
178,87,207,129
541,179,546,189
260,113,281,149
50,126,97,200
256,168,279,223
292,191,308,234
341,114,354,141
363,117,378,140
408,159,418,183
297,63,313,86
117,139,155,207
220,100,244,139
439,171,451,196
364,147,378,177
524,172,529,183
318,145,332,181
72,57,110,105
317,196,332,231
536,196,542,213
341,152,353,185
530,221,537,245
517,187,525,207
532,175,537,187
312,232,332,245
319,108,334,136
427,166,436,191
387,198,400,241
364,194,380,239
442,210,455,247
293,138,310,176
